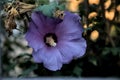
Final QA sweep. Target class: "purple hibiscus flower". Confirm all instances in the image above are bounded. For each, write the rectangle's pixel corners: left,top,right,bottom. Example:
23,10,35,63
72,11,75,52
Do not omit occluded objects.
25,11,87,71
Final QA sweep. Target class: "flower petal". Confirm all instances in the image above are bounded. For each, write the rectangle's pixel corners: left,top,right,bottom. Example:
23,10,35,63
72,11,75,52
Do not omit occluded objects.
37,47,63,71
32,50,42,63
26,11,87,71
25,22,45,52
31,11,46,35
58,32,82,41
31,11,62,34
55,11,83,41
57,38,86,63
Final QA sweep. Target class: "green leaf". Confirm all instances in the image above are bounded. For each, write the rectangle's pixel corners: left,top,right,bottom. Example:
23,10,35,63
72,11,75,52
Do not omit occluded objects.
15,53,31,59
35,0,49,5
111,47,120,56
57,3,66,10
18,64,38,77
88,57,98,66
6,63,16,71
73,66,82,77
34,2,58,17
102,47,110,56
102,47,120,56
89,58,97,66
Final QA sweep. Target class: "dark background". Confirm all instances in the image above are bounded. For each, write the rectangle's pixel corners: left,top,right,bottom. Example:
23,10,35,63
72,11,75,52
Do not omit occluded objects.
0,0,120,78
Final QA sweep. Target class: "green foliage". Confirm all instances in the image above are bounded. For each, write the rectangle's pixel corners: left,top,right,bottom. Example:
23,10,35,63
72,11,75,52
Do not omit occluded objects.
102,47,120,56
34,2,58,17
35,0,49,5
88,57,98,66
73,66,82,77
1,0,120,77
57,3,66,11
34,1,66,17
18,64,38,77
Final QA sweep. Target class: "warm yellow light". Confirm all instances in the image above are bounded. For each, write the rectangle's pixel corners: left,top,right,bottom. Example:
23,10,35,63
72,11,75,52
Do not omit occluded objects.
104,0,111,9
88,0,100,5
88,12,98,19
66,0,84,12
90,30,99,41
83,24,87,29
105,9,115,21
116,5,120,12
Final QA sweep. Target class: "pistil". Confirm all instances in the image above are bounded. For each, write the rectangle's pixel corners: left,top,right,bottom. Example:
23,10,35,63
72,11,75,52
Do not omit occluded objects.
46,36,57,47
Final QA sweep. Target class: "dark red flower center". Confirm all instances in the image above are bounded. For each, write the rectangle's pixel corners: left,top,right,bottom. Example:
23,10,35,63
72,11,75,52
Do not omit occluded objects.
44,33,58,47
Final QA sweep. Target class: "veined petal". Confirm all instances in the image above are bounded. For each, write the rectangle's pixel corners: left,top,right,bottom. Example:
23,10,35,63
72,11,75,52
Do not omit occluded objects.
26,10,87,71
57,32,82,42
55,11,83,41
37,47,63,71
31,11,62,34
57,38,86,63
32,50,42,63
31,11,46,35
25,22,45,52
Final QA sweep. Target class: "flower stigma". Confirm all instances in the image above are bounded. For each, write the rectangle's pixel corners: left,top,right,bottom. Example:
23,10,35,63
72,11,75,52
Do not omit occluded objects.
44,33,57,47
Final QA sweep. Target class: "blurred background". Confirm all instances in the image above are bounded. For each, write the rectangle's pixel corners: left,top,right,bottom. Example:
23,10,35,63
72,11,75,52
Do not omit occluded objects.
0,0,120,78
